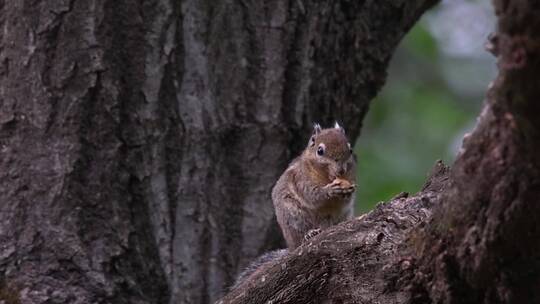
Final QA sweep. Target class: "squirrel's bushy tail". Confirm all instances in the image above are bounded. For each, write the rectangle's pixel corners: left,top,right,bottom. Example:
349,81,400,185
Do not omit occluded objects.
232,249,288,289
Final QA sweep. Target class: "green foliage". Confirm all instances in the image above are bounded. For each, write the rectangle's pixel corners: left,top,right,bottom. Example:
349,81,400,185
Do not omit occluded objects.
403,24,439,60
354,18,483,213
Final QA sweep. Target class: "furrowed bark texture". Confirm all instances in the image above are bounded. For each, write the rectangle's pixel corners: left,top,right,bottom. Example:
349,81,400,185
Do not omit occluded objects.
407,1,540,302
0,0,436,303
222,1,540,303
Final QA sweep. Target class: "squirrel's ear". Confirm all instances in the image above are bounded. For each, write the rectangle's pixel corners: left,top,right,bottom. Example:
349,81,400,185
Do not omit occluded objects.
334,121,345,133
313,123,322,135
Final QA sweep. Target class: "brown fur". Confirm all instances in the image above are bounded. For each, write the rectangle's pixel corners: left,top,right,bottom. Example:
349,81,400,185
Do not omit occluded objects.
272,125,356,249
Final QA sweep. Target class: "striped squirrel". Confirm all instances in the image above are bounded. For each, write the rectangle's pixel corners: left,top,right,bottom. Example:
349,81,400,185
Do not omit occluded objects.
233,123,356,288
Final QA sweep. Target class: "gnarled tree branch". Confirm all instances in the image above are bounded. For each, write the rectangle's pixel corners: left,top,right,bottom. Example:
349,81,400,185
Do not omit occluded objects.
220,162,449,303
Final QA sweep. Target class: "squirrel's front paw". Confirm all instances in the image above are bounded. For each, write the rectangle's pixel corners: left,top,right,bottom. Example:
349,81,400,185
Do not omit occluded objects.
325,179,356,197
304,228,322,242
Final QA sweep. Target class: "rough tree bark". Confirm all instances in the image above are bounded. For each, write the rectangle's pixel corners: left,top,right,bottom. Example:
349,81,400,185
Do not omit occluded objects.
221,1,540,303
0,0,436,303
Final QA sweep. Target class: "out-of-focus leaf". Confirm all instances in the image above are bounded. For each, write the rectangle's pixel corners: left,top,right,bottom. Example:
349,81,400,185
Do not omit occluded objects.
354,1,490,214
403,23,438,59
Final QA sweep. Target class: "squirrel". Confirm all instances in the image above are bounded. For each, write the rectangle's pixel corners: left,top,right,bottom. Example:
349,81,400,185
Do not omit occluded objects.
272,122,356,249
232,122,356,289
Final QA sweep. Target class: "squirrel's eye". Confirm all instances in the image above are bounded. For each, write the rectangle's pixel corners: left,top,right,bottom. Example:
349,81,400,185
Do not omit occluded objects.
317,144,325,156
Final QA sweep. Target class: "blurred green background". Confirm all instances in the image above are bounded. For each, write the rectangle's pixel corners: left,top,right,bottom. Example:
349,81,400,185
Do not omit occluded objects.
355,0,496,213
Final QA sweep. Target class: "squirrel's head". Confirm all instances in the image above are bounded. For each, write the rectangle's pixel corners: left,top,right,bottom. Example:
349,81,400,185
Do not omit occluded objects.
305,122,354,178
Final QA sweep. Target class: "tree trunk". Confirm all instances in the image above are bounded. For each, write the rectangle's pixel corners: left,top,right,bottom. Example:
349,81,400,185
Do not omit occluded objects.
0,0,436,303
221,1,540,303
